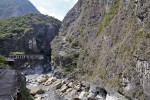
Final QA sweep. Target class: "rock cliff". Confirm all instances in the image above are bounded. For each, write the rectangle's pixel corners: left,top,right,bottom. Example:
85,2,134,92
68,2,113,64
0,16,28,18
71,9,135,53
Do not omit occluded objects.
0,0,40,18
51,0,150,99
0,14,61,73
0,14,61,57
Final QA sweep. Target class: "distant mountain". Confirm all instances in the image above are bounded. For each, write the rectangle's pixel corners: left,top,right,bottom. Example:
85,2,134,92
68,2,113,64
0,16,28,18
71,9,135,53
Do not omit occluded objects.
0,0,40,18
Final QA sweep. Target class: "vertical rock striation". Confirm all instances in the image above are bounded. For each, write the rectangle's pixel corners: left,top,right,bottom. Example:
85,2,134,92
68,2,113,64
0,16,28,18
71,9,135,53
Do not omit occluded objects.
51,0,150,99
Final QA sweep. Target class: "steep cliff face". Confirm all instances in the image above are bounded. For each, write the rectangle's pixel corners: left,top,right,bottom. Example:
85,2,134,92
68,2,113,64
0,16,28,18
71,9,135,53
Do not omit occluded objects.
0,68,32,100
0,14,61,57
0,0,40,18
51,0,150,99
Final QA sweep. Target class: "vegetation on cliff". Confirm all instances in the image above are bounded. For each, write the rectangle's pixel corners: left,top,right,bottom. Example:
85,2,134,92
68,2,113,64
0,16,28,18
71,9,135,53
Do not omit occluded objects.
97,0,121,35
0,13,61,55
0,55,6,66
51,0,150,99
0,14,61,39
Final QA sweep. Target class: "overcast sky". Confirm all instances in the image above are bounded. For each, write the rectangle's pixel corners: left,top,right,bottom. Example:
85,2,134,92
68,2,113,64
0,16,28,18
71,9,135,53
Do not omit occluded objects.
29,0,78,20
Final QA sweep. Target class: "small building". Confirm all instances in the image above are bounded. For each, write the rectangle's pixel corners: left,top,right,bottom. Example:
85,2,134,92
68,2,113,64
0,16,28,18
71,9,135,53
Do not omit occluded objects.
5,58,15,66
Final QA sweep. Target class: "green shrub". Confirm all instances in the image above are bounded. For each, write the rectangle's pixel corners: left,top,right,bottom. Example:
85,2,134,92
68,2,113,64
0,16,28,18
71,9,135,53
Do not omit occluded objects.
10,52,25,55
0,55,9,67
20,87,33,100
97,0,120,35
83,49,89,56
145,33,150,38
64,62,77,72
0,14,61,39
66,38,72,44
135,28,143,37
24,28,33,33
0,55,6,64
73,52,79,58
71,40,78,47
0,14,32,39
63,54,78,73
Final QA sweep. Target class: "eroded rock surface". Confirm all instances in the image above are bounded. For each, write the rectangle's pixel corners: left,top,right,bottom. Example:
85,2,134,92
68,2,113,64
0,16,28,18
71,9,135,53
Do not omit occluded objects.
26,73,129,100
51,0,150,99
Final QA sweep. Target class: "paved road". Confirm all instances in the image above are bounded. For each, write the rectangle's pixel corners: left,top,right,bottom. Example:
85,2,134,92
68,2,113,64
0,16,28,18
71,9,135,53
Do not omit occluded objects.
0,69,18,100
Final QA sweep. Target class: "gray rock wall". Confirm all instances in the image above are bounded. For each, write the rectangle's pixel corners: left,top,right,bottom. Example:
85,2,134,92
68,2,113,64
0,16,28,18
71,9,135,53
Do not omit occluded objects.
51,0,150,99
0,14,61,57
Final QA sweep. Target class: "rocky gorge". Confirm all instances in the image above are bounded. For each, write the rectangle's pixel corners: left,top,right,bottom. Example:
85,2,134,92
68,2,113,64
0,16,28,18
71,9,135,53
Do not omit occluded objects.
0,13,61,74
26,72,129,100
51,0,150,99
0,0,150,100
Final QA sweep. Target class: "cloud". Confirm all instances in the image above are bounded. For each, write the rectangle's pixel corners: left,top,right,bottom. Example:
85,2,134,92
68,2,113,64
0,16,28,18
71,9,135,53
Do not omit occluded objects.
63,0,70,2
37,7,49,14
37,7,64,20
63,0,78,3
29,0,78,20
73,0,78,3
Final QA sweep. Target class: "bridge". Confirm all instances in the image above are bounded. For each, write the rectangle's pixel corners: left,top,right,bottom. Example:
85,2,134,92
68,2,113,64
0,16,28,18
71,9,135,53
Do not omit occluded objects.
5,54,44,65
8,54,44,60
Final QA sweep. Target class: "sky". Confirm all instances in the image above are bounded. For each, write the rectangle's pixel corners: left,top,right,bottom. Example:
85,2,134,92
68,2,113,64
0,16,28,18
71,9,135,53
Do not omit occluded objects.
29,0,78,20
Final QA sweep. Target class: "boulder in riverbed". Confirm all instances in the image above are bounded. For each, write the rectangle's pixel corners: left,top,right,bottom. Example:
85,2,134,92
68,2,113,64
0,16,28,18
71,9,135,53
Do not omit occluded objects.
36,75,48,83
45,77,57,86
30,87,45,95
53,80,63,89
60,84,69,93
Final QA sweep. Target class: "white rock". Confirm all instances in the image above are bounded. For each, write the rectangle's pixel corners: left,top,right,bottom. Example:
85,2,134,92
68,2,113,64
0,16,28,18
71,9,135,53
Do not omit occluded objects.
43,93,49,97
65,88,73,94
87,92,96,100
73,96,80,100
35,96,42,100
63,89,77,100
68,82,73,88
60,84,68,93
47,73,53,77
36,75,48,83
34,94,41,98
44,77,57,86
62,80,66,84
96,95,105,100
79,91,88,100
53,80,62,89
74,85,81,90
70,89,77,96
30,87,45,95
106,93,129,100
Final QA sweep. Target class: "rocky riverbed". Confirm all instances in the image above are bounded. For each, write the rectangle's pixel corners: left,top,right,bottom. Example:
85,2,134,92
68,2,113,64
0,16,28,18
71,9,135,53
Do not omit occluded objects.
25,72,129,100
